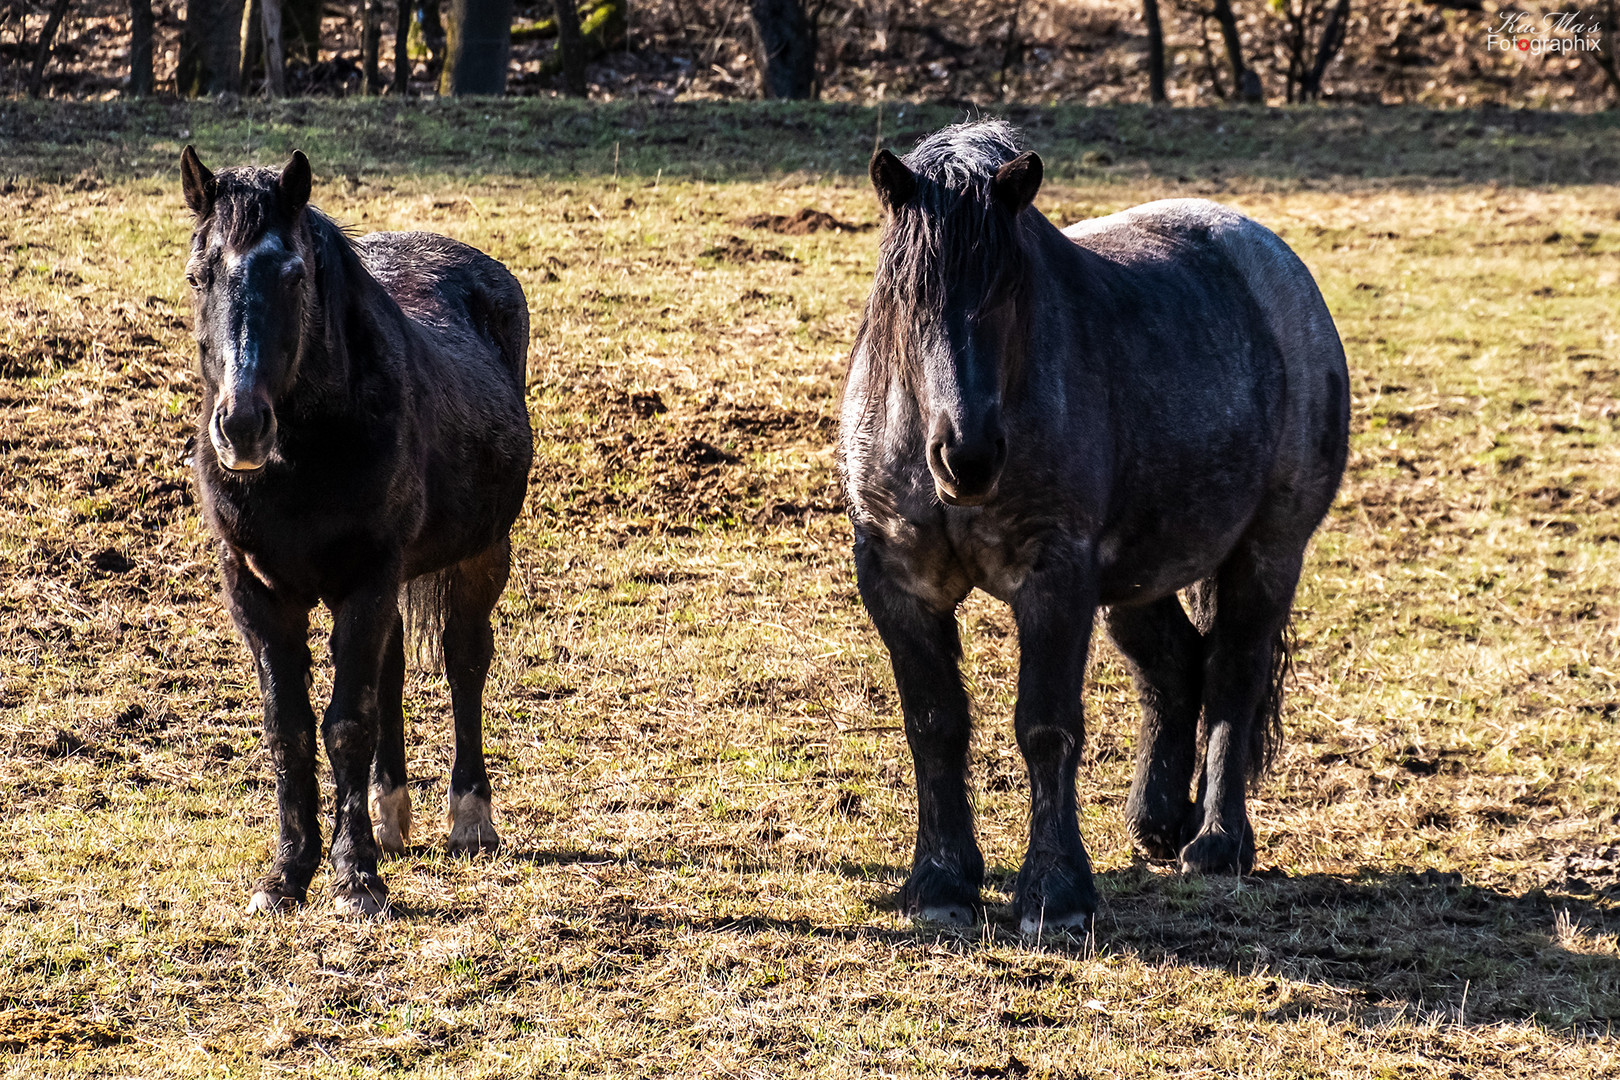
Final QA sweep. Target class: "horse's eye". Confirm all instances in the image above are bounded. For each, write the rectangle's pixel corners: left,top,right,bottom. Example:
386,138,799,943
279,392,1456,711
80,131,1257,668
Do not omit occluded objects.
281,261,305,287
187,268,210,289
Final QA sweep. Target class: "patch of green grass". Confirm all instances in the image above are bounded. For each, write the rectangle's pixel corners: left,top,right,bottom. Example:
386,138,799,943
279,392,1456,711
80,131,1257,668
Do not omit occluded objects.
0,101,1618,1076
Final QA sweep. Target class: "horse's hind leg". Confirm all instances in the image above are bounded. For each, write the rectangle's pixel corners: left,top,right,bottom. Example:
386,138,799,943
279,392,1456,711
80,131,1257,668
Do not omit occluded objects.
442,539,510,857
369,614,411,856
1179,541,1300,876
1105,595,1204,859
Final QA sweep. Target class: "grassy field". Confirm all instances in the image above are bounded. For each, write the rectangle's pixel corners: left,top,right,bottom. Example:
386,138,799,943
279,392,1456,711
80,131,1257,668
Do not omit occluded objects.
1,99,1619,1076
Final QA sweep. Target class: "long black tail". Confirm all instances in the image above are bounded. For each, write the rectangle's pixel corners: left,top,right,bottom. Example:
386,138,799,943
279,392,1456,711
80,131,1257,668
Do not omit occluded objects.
401,569,450,671
1246,612,1295,789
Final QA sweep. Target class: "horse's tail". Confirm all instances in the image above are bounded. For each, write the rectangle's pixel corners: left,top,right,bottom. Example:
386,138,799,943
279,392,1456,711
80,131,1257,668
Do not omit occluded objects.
1247,611,1295,789
401,569,451,671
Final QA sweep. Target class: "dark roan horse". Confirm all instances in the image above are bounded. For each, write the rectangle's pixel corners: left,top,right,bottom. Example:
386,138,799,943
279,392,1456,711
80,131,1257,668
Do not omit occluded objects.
840,121,1349,934
181,148,533,916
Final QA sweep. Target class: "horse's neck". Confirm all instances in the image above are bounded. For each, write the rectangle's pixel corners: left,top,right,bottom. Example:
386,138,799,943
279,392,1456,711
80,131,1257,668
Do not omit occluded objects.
289,231,398,416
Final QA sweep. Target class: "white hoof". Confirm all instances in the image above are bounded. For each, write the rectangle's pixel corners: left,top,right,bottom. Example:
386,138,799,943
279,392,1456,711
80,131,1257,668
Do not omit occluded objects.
247,890,294,915
446,791,500,856
370,784,412,857
1018,909,1093,939
333,889,389,919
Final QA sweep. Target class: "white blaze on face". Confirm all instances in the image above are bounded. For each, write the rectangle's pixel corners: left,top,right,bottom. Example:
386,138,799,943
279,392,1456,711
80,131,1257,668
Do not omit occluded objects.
219,233,288,407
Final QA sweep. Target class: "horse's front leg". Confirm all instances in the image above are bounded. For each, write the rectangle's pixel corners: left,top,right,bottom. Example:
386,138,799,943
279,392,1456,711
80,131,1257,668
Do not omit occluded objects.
323,568,400,917
222,548,321,913
855,535,982,926
1010,546,1098,937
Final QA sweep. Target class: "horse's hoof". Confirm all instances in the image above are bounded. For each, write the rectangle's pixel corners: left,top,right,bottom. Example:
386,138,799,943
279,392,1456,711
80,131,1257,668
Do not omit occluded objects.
246,880,304,915
897,853,983,927
446,791,500,857
1126,793,1198,862
332,875,390,919
1013,854,1097,939
246,890,300,915
913,902,977,929
1017,906,1094,941
370,785,412,858
1178,826,1255,876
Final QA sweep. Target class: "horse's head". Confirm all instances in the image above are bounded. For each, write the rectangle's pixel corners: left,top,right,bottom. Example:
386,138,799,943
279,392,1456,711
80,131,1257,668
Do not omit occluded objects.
180,146,313,473
865,122,1042,506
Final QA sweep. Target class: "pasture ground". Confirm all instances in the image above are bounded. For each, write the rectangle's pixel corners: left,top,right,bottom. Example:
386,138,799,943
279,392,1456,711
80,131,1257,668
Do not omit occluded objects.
1,100,1619,1077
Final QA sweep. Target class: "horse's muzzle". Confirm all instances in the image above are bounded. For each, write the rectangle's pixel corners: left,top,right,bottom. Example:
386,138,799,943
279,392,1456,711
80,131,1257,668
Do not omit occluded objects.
928,410,1007,507
210,394,277,472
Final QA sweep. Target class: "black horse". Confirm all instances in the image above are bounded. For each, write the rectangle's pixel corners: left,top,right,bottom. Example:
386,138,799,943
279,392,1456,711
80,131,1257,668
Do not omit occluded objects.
181,148,533,916
840,121,1349,934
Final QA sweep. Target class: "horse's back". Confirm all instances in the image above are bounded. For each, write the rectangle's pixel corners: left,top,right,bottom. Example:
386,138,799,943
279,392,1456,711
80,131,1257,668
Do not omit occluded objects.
353,231,532,578
355,230,529,388
1061,199,1349,534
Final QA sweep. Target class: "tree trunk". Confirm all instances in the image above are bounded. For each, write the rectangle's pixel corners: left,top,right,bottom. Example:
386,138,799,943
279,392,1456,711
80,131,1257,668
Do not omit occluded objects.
418,0,448,82
359,0,383,91
998,0,1022,96
747,0,815,99
1591,0,1620,103
179,0,246,95
129,0,154,95
554,0,587,95
1210,0,1259,102
27,0,75,98
393,0,411,92
239,0,261,90
363,0,385,92
261,0,285,95
440,0,513,94
1141,0,1165,104
1302,0,1349,100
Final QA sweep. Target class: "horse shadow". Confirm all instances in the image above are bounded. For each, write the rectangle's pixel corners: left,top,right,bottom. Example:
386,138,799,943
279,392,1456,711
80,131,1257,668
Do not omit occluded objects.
822,858,1620,1028
391,845,1620,1026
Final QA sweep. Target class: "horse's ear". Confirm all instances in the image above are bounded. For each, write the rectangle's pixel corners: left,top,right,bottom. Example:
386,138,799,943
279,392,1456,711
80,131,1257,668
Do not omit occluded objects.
991,152,1043,216
279,150,312,213
870,149,916,213
180,145,215,216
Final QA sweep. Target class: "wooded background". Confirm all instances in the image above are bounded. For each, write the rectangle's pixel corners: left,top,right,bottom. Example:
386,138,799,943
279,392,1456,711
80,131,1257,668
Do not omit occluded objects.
2,2,1618,109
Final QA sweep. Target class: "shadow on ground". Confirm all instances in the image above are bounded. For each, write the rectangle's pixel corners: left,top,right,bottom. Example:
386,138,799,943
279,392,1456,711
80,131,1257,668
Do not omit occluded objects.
1095,864,1620,1027
496,840,1620,1026
3,99,1619,188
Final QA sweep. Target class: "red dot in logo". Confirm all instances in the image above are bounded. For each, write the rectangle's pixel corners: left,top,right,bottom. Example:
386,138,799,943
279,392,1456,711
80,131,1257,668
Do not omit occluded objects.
1517,38,1530,51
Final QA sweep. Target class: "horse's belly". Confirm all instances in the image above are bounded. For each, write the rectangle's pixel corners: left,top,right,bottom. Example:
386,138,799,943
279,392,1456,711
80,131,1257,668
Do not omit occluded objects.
1093,509,1253,606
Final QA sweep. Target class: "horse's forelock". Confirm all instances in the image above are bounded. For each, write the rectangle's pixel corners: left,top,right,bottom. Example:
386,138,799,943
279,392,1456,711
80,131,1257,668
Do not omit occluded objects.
860,121,1030,384
204,168,291,252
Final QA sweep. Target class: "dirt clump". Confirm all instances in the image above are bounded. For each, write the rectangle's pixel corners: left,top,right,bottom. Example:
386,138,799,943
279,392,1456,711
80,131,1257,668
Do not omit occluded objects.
528,386,838,533
737,208,872,235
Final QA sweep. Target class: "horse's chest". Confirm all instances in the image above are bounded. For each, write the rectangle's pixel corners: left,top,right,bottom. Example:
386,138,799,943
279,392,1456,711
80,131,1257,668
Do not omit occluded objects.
943,514,1038,603
870,509,1039,609
204,477,404,599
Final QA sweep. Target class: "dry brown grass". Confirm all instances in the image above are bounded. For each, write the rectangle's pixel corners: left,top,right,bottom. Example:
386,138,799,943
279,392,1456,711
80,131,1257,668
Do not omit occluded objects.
1,102,1618,1076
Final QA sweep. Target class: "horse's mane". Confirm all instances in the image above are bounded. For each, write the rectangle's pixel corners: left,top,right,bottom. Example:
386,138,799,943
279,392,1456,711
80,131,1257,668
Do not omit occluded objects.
855,120,1032,397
